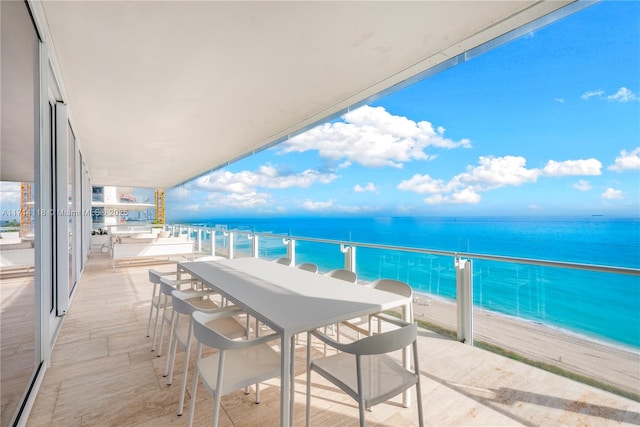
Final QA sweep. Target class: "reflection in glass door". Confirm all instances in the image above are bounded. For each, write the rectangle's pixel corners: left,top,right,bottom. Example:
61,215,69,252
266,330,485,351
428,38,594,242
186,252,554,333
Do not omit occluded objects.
0,1,41,425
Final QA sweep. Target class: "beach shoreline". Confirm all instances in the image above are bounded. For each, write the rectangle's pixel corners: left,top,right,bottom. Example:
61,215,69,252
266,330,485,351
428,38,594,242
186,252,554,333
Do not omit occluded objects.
412,292,640,398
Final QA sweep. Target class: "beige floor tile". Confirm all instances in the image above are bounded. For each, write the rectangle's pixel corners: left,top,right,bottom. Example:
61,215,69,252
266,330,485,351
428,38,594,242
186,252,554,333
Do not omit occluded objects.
21,252,639,427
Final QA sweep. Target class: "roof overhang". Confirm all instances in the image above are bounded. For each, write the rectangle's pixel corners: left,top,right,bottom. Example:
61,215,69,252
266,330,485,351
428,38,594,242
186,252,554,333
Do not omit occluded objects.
25,0,584,188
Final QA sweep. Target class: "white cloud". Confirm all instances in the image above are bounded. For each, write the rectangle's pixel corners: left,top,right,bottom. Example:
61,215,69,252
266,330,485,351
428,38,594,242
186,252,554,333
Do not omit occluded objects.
528,204,543,210
573,180,592,191
354,182,377,193
454,156,541,190
581,90,604,100
581,87,638,103
554,98,565,103
167,186,192,201
299,199,380,214
607,87,639,103
542,158,602,176
399,156,540,205
334,204,379,214
206,191,271,208
198,171,252,193
299,198,379,213
300,199,335,211
609,147,640,172
279,105,470,168
601,188,623,200
425,187,481,205
196,166,338,193
400,155,628,206
397,174,450,194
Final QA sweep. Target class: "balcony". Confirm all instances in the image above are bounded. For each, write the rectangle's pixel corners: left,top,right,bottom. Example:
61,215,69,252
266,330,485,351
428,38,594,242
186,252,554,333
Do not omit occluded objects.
24,248,639,426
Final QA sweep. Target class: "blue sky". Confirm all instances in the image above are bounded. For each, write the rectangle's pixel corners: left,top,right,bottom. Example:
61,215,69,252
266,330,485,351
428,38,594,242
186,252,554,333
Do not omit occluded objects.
163,1,639,221
2,1,638,222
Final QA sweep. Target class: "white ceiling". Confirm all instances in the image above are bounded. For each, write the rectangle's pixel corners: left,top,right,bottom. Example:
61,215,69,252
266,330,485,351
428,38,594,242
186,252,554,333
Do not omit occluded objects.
34,1,576,189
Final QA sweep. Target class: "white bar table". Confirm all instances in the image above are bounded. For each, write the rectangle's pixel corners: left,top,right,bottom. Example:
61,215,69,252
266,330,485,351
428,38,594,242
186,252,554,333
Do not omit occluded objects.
178,257,410,427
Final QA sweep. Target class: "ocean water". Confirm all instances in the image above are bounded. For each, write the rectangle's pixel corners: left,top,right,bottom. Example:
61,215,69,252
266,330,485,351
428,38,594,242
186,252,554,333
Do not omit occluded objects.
189,216,640,349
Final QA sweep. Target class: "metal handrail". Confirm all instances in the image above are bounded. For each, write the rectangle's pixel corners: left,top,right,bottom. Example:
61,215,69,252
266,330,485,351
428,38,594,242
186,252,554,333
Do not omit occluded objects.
171,224,640,276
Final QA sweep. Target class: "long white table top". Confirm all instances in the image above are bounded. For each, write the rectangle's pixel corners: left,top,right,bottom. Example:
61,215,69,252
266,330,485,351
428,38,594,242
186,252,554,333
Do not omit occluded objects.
179,257,408,334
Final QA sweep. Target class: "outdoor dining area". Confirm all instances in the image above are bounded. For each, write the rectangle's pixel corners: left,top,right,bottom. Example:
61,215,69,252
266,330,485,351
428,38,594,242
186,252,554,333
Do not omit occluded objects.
146,255,419,427
25,252,639,426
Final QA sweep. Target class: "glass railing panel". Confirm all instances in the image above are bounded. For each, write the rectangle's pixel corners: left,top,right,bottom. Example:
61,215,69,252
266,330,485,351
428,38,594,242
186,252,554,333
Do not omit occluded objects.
356,247,457,296
472,260,640,348
255,235,287,260
213,230,231,258
231,232,252,258
185,228,195,241
294,240,344,272
355,247,459,331
471,260,639,397
199,229,214,255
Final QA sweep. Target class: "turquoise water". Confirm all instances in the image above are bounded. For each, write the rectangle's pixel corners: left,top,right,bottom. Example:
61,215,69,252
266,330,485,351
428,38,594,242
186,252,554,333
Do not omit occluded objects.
188,216,640,348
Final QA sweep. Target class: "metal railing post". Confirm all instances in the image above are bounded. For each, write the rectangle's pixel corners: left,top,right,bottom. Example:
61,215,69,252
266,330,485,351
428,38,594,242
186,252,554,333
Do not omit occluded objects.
341,244,356,272
227,232,235,259
197,228,202,252
250,234,259,258
209,228,216,256
456,257,474,345
285,238,296,266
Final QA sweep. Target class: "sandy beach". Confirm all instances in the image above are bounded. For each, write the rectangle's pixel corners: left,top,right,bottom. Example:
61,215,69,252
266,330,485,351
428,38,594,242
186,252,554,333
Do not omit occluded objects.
411,292,640,397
